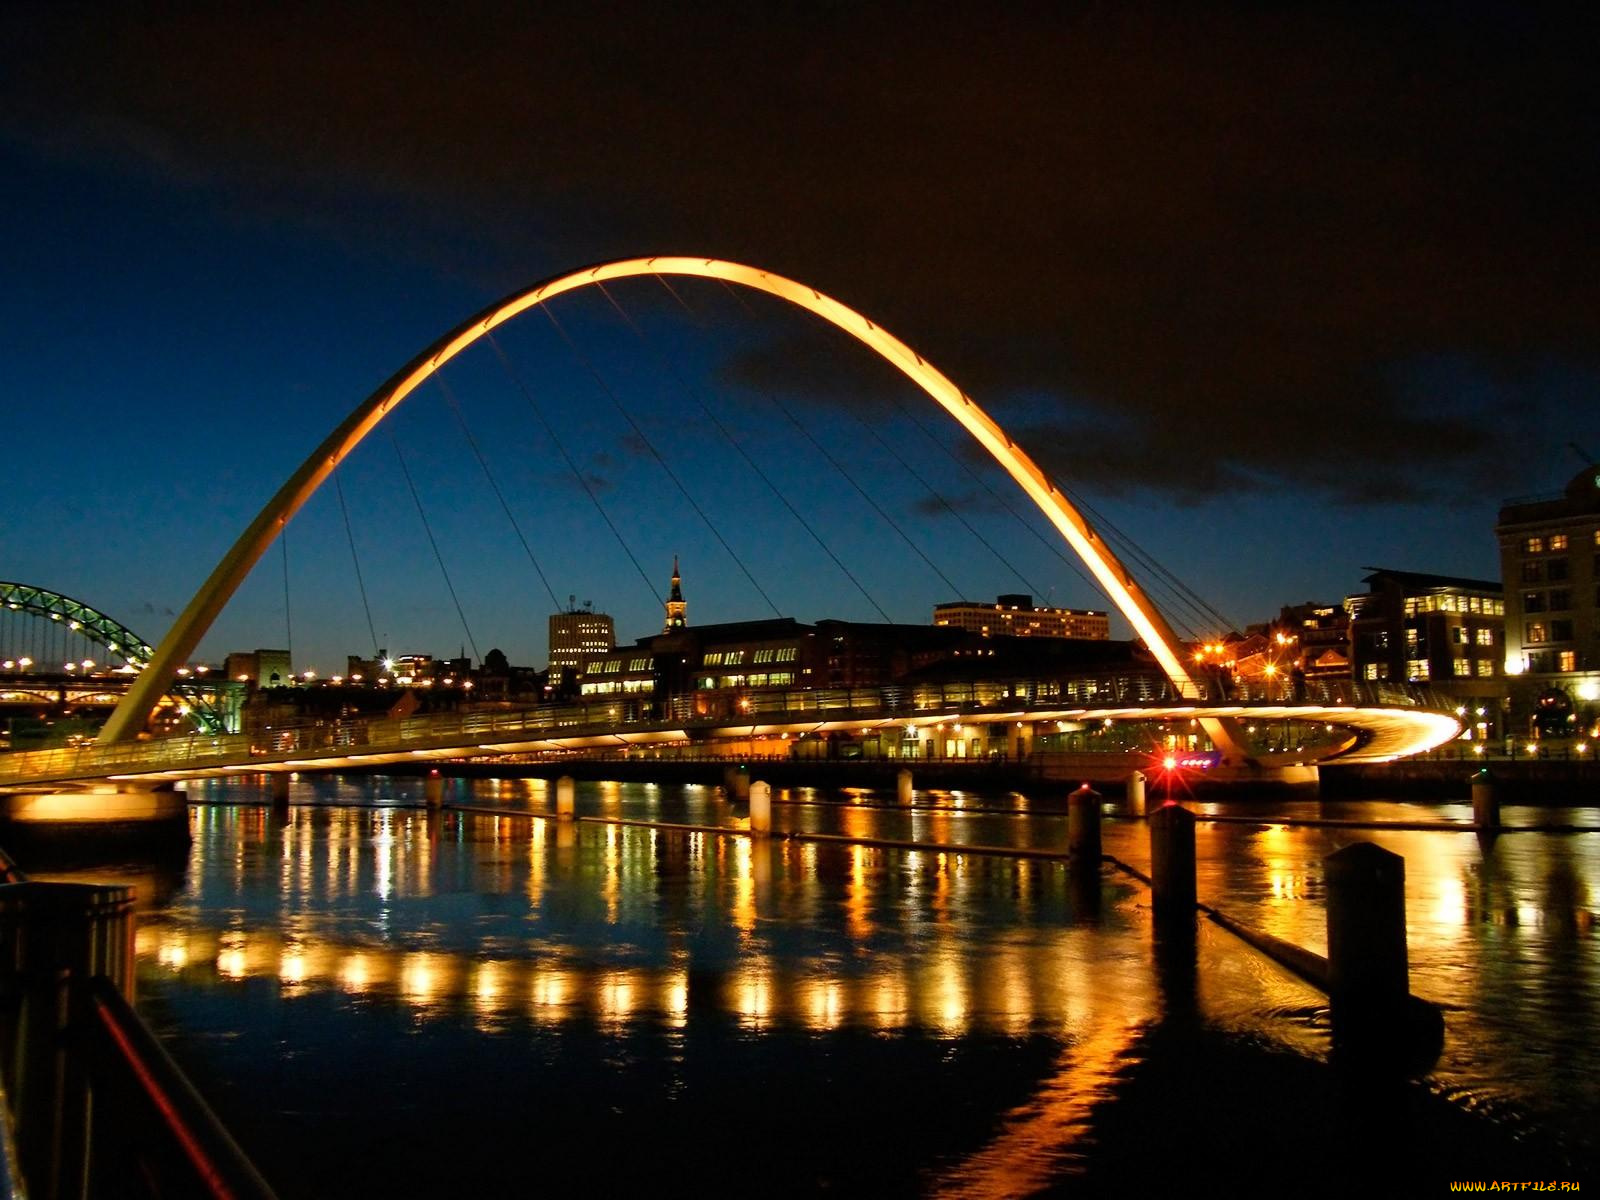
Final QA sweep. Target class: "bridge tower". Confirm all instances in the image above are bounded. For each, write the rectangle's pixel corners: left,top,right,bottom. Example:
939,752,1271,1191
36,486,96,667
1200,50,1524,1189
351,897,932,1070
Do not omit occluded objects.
663,557,688,633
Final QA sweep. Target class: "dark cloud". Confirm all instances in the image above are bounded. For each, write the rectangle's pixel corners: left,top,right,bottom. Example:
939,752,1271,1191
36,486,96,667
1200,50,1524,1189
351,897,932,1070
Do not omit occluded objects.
5,1,1597,503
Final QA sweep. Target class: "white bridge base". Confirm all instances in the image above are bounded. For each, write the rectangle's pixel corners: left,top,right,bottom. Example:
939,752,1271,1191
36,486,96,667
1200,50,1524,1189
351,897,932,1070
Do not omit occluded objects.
0,785,186,825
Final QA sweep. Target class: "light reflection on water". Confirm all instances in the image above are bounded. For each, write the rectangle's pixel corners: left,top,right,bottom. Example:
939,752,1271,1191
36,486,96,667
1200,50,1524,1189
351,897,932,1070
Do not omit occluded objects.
51,775,1597,1190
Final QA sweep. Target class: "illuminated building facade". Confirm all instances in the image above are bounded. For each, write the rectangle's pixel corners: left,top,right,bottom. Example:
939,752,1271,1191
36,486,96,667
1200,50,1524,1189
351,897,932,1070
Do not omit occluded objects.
1496,465,1600,733
1275,601,1351,680
1344,568,1503,716
578,615,1152,733
548,603,616,687
932,594,1109,640
224,648,292,686
663,557,687,633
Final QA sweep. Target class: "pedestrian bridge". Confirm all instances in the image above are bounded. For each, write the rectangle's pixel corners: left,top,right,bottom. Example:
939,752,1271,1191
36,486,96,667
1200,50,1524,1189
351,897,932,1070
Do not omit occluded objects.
0,678,1459,790
0,257,1467,816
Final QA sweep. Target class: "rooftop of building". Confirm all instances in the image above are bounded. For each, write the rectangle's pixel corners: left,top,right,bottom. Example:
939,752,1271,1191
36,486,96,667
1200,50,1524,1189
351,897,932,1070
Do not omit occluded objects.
934,593,1107,616
1359,567,1503,595
1498,463,1600,525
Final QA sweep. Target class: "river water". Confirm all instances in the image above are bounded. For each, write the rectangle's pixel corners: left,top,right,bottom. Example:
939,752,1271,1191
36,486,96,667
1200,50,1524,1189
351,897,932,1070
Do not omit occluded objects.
26,775,1598,1195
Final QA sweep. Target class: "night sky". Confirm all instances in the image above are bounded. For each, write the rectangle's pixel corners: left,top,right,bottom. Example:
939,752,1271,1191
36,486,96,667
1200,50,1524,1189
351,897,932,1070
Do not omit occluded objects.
4,4,1598,672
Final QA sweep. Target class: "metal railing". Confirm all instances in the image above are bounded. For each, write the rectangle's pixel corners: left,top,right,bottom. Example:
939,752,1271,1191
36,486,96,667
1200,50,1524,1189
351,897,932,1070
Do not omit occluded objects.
0,869,275,1199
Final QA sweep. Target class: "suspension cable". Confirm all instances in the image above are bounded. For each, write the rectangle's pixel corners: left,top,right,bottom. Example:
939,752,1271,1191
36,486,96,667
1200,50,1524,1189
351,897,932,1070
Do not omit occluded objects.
881,383,1218,641
431,371,563,613
388,428,481,662
821,372,1047,599
279,530,293,670
696,278,965,604
483,331,663,607
332,468,382,658
598,280,901,622
644,276,892,622
538,297,783,619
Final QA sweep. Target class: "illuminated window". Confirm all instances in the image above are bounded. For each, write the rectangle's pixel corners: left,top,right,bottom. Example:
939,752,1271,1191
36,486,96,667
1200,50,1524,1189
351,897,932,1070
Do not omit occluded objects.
1450,626,1468,644
1406,659,1429,680
629,657,651,671
1549,534,1568,551
1558,650,1576,671
1490,599,1504,616
1453,659,1471,676
1475,628,1494,646
1594,529,1600,547
1525,536,1544,553
1405,628,1420,650
775,647,798,662
1475,660,1495,677
1526,622,1547,643
1364,663,1381,680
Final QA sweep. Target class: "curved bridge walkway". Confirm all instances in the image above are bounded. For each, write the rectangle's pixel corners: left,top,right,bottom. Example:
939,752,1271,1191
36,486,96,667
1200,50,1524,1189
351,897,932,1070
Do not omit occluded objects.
0,678,1458,789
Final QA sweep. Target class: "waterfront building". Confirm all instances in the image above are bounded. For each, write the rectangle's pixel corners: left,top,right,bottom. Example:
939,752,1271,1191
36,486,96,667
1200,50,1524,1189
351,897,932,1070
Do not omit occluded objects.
1496,464,1600,736
1277,601,1351,680
547,601,615,690
932,594,1109,640
224,648,292,686
1344,568,1504,721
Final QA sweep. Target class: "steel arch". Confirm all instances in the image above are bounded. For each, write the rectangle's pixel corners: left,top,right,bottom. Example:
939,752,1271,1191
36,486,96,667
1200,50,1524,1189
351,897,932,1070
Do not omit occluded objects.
98,257,1218,748
2,581,226,734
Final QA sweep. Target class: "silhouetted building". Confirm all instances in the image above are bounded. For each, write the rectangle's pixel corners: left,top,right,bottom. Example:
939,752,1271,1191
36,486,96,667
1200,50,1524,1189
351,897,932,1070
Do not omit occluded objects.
1344,568,1503,714
1496,464,1600,735
225,648,292,686
932,594,1109,640
548,601,615,688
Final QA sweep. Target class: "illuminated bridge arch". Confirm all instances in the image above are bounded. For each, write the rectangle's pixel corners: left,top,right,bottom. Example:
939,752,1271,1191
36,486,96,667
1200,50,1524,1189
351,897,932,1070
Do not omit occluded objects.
2,581,156,670
1,581,225,734
101,257,1216,744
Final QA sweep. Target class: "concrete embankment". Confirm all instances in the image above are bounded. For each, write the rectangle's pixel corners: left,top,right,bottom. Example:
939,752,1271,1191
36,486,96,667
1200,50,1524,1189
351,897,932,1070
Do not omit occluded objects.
1323,757,1600,800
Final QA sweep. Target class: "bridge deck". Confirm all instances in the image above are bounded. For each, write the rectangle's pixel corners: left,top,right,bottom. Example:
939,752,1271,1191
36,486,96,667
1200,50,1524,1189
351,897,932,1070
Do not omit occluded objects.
0,685,1460,788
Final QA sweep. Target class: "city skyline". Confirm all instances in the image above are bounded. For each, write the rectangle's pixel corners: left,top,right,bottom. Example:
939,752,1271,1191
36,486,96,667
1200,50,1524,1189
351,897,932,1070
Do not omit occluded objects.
4,6,1597,672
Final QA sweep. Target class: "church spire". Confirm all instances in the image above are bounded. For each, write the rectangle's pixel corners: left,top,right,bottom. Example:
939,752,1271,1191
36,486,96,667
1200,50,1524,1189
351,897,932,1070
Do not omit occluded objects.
663,555,687,632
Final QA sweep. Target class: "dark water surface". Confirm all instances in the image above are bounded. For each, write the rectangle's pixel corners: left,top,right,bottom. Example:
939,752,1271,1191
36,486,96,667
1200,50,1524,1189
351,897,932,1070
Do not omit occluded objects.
27,775,1599,1195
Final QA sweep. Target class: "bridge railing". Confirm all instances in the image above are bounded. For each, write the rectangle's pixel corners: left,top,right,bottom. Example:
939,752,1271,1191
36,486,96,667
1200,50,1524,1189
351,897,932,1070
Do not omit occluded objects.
0,678,1452,785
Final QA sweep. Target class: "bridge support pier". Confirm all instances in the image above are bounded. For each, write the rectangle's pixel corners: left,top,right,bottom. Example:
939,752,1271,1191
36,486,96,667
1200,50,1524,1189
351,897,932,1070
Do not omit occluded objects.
1067,784,1102,862
1125,770,1146,818
749,781,772,836
1326,842,1443,1070
724,765,750,802
896,769,913,806
0,785,185,829
1149,803,1197,921
555,776,576,820
424,771,444,808
270,772,291,814
1471,768,1499,829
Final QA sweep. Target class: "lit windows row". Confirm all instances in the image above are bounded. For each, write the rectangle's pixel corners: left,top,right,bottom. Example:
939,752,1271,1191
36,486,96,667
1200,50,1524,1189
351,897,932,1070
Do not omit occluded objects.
694,671,797,690
706,646,799,667
1403,594,1503,616
579,678,654,695
1524,531,1600,553
1524,620,1575,644
1523,533,1570,553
